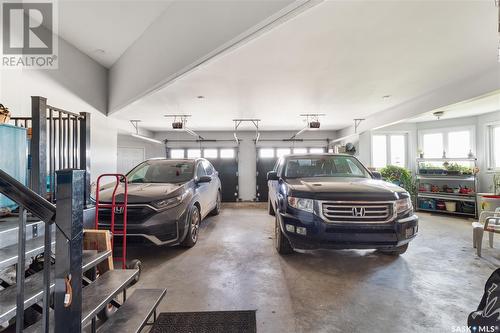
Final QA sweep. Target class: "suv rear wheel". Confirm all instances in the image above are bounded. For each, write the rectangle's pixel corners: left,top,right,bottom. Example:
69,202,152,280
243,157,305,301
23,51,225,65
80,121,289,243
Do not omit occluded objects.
274,213,293,254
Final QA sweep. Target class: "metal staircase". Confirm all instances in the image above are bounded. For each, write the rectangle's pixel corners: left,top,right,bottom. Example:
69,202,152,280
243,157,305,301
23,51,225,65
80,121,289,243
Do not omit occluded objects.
0,169,165,332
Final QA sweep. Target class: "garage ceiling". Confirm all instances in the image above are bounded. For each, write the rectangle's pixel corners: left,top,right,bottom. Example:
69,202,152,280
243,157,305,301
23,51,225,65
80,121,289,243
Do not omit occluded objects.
56,1,173,67
111,1,498,132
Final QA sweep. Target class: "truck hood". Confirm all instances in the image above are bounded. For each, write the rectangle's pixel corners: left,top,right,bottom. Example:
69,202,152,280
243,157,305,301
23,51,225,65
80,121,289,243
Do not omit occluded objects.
97,182,188,204
285,177,407,201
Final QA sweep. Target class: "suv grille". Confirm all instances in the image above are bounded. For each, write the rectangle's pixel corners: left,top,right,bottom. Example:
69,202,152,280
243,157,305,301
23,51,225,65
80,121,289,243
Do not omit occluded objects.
321,202,394,223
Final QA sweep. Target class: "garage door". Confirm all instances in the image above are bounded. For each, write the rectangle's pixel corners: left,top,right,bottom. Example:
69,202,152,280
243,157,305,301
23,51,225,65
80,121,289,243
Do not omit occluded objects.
256,147,326,202
168,148,239,202
205,148,239,202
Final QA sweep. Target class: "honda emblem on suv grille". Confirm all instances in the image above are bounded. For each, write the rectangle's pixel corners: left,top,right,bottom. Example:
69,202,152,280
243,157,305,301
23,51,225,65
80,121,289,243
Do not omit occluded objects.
352,207,365,217
114,206,124,214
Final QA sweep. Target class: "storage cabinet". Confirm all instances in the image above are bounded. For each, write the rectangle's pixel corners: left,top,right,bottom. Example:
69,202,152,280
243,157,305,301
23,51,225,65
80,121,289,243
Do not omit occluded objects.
416,158,477,217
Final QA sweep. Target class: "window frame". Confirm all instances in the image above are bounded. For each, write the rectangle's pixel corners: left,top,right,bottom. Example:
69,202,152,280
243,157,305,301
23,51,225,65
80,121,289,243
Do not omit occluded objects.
417,126,475,159
371,132,409,169
486,121,500,171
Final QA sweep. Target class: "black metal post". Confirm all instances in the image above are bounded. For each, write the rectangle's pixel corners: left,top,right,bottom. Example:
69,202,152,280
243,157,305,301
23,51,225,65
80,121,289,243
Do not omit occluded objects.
54,170,85,333
31,96,47,196
15,207,27,333
79,112,91,206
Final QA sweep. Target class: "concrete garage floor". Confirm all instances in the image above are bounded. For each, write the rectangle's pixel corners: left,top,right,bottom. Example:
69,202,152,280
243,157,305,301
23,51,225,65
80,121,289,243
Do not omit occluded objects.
127,204,499,333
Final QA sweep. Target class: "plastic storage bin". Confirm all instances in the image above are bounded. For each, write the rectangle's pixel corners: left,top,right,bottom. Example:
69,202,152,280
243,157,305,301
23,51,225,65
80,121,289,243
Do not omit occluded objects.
0,124,27,213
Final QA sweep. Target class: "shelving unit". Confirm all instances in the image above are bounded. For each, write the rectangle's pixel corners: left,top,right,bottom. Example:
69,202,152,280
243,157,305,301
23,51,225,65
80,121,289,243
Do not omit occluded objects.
416,158,478,217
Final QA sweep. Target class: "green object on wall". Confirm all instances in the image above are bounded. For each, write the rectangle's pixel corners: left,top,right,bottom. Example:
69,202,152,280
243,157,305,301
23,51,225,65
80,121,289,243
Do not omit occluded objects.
0,124,28,212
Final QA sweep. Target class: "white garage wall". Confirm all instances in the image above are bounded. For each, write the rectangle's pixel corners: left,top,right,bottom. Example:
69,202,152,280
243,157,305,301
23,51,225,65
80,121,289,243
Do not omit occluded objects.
0,36,124,182
147,130,336,201
356,110,500,192
117,134,166,161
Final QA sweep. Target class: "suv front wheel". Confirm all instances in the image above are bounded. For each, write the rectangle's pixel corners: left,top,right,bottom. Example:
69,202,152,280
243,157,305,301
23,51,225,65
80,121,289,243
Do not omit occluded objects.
274,213,294,254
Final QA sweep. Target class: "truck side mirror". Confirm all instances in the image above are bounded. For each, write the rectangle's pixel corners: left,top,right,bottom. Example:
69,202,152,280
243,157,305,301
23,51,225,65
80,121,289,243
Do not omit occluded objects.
267,171,279,181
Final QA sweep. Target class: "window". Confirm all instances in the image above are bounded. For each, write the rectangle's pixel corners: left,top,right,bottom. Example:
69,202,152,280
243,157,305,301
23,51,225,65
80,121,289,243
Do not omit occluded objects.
127,160,194,183
419,127,474,159
203,149,218,159
293,148,307,154
202,160,214,175
259,148,274,158
390,135,406,166
488,124,500,170
372,135,387,168
196,162,206,178
447,131,470,158
284,156,369,178
309,148,325,154
220,149,235,159
276,148,291,158
187,149,201,158
170,149,184,159
423,133,443,158
372,133,407,168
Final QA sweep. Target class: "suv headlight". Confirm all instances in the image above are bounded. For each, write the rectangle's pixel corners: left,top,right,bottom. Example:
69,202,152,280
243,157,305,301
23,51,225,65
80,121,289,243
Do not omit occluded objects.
287,196,314,213
395,197,412,214
152,192,187,210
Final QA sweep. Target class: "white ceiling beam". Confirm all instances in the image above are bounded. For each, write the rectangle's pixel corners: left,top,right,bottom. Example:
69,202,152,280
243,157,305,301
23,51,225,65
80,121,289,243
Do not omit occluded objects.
108,0,320,115
333,64,500,142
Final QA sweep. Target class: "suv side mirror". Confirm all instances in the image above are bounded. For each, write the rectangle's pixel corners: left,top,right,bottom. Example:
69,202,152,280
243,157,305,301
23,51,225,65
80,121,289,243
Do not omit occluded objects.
267,171,279,181
371,171,382,180
197,175,212,184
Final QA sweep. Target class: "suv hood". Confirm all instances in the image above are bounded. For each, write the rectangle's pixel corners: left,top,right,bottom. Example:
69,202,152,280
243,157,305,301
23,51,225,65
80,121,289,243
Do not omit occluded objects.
286,177,407,201
97,182,188,204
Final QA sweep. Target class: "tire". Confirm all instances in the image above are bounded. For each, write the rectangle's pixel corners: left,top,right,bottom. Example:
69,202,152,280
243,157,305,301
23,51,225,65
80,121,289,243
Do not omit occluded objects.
181,205,201,248
274,213,294,255
210,191,221,216
268,199,275,216
127,259,142,285
379,243,409,256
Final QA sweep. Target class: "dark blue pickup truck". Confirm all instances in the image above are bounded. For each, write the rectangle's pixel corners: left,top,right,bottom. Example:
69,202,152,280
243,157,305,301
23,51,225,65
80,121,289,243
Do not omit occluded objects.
267,153,418,255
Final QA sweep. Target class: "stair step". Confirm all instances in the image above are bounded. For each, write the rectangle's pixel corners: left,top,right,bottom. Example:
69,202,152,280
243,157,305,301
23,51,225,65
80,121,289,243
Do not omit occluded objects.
24,269,139,333
0,231,55,271
0,218,45,249
0,250,112,325
98,289,166,333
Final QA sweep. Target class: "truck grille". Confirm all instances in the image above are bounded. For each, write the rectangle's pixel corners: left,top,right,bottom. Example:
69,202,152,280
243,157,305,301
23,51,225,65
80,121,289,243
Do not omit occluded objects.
321,202,394,223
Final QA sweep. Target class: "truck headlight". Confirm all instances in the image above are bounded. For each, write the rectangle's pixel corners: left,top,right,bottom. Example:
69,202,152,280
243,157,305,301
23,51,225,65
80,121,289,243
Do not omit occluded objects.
152,192,187,210
395,197,412,214
287,196,314,213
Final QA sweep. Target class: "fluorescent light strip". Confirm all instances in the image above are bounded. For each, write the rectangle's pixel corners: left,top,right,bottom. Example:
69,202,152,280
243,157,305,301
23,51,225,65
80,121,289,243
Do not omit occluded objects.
131,133,163,144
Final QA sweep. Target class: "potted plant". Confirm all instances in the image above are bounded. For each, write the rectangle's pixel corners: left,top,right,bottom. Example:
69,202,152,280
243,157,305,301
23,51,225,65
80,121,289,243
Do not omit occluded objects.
380,165,417,206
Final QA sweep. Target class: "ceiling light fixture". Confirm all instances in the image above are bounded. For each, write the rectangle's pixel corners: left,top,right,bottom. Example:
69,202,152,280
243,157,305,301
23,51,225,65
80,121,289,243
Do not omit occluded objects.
164,114,205,140
130,120,163,144
290,114,325,139
433,111,445,120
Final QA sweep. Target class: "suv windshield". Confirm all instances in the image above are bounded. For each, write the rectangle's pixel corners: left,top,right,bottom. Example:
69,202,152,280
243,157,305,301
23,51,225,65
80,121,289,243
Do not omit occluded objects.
127,160,194,184
284,155,370,178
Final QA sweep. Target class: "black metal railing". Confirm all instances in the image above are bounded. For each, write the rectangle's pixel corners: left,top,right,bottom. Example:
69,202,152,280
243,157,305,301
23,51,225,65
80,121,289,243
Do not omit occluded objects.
10,96,91,204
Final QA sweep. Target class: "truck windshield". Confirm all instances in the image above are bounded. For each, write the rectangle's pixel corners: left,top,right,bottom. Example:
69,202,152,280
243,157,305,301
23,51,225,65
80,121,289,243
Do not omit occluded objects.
284,156,370,178
126,160,194,184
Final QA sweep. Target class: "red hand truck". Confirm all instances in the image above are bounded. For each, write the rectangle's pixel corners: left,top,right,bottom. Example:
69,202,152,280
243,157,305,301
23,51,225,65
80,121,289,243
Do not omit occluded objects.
94,174,128,269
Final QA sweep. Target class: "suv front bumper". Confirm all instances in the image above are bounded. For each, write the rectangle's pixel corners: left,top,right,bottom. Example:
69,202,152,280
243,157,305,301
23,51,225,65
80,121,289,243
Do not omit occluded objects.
278,210,418,250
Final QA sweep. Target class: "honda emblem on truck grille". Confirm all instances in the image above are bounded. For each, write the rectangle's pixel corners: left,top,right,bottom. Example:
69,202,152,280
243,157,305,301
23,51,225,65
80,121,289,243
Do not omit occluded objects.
352,207,365,217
